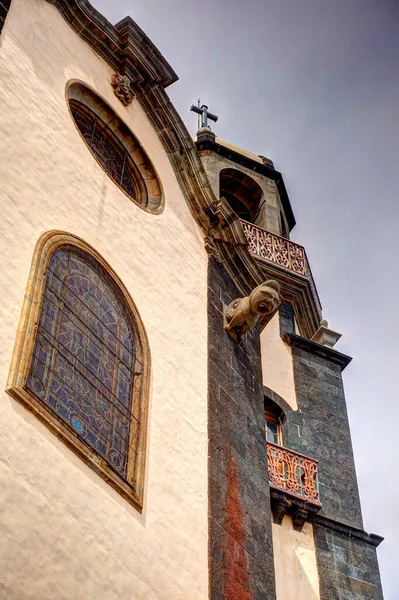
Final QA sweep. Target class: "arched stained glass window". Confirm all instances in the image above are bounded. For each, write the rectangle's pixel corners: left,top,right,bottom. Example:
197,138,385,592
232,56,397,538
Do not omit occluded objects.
7,232,150,509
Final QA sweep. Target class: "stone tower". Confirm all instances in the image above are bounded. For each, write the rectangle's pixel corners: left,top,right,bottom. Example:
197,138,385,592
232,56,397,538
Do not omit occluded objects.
0,1,384,599
198,128,384,599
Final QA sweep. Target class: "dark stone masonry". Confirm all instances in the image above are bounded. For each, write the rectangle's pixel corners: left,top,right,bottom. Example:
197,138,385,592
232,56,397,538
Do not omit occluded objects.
283,335,384,599
0,0,12,35
208,258,276,600
208,255,383,599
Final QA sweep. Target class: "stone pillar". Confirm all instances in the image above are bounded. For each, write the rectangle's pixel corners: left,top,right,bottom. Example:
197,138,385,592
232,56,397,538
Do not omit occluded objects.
208,258,277,600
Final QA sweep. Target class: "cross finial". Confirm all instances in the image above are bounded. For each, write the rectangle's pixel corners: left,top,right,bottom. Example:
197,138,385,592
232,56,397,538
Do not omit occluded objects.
190,100,218,130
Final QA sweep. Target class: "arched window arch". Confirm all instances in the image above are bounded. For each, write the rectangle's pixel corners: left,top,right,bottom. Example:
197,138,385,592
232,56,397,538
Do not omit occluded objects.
219,168,264,224
7,231,150,509
67,81,164,214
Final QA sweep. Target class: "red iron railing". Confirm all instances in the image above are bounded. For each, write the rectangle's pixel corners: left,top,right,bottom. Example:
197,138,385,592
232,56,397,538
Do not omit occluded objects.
267,442,320,504
241,220,322,314
241,220,306,274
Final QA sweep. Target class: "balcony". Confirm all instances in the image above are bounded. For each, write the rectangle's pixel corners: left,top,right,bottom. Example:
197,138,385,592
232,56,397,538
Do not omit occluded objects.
266,442,321,529
240,220,322,337
241,220,309,275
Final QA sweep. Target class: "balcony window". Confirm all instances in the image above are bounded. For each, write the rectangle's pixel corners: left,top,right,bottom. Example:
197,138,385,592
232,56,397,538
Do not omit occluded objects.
265,409,281,445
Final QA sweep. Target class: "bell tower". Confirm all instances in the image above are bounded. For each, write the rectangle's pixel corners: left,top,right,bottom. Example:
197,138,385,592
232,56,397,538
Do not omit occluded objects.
197,109,385,600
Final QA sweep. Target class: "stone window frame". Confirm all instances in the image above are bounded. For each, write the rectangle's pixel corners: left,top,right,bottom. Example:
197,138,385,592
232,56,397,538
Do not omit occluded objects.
66,80,164,215
6,230,151,510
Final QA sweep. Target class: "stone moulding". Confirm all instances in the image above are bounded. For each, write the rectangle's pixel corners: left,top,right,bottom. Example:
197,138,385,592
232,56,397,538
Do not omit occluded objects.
314,516,384,548
282,332,352,371
6,230,151,511
45,0,177,89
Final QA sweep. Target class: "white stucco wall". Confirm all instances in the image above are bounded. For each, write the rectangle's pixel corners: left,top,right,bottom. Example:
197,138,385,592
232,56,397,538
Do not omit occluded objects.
260,312,297,410
0,1,208,599
272,516,320,600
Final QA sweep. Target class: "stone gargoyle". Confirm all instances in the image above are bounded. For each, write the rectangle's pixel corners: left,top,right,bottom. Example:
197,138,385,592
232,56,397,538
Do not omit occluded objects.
224,280,282,342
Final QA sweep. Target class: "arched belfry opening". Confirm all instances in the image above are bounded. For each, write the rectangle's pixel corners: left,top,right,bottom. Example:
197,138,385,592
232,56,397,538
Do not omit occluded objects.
219,168,264,225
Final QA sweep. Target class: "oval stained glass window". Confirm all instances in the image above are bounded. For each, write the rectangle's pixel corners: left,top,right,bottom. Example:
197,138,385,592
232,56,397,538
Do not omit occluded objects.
67,82,164,214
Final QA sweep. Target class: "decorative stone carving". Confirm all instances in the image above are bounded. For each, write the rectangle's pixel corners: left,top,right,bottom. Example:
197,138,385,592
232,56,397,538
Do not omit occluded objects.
224,280,282,342
204,236,223,263
111,72,134,106
292,509,308,532
311,319,342,348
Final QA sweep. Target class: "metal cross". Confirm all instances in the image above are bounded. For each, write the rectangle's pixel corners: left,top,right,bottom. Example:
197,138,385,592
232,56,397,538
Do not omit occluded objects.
190,100,218,129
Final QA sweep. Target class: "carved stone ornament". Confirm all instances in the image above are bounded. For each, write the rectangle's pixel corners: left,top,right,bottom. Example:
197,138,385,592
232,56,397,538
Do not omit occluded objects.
204,235,223,263
111,72,135,106
224,280,282,342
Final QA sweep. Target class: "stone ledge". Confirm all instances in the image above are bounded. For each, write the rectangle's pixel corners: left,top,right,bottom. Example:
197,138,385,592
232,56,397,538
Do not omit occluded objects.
270,487,322,532
45,0,177,89
282,332,352,371
314,515,384,548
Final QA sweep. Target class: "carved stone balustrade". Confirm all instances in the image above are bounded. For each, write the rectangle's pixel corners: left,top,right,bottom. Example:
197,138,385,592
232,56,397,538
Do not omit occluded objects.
240,219,322,338
266,442,322,530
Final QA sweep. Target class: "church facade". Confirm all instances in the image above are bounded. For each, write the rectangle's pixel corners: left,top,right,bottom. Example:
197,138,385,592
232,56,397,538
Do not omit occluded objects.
0,1,384,599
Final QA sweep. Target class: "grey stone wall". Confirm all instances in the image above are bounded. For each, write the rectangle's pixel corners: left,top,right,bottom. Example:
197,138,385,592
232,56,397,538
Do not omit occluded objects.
278,302,295,336
285,346,363,529
278,341,384,598
314,523,384,600
208,258,276,600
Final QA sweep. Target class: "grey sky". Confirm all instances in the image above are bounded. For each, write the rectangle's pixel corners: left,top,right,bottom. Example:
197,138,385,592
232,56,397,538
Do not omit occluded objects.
92,0,398,595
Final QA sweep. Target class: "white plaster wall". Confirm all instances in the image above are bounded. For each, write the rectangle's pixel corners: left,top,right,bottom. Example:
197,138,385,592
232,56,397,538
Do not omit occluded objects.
272,516,320,600
260,312,297,410
0,1,208,598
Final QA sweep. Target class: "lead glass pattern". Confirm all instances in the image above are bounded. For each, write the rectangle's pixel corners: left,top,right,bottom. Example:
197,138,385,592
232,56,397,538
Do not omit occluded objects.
25,246,139,480
70,101,137,200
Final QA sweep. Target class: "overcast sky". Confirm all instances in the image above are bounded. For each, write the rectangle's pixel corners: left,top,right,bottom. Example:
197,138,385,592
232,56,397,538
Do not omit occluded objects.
92,0,398,595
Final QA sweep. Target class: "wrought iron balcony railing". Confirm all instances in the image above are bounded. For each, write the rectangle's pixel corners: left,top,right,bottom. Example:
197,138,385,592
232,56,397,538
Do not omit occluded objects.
241,220,307,275
267,442,320,505
241,219,322,316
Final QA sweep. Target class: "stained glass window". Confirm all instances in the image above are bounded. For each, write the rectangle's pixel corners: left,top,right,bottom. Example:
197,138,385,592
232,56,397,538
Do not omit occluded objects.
70,101,138,200
25,246,140,481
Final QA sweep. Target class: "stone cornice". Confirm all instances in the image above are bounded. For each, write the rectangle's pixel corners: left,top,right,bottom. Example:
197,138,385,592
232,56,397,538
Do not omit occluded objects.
314,515,384,548
45,0,177,88
283,332,352,370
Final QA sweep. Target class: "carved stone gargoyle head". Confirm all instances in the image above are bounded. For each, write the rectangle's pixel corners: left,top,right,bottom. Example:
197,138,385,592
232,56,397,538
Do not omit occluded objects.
224,280,282,342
